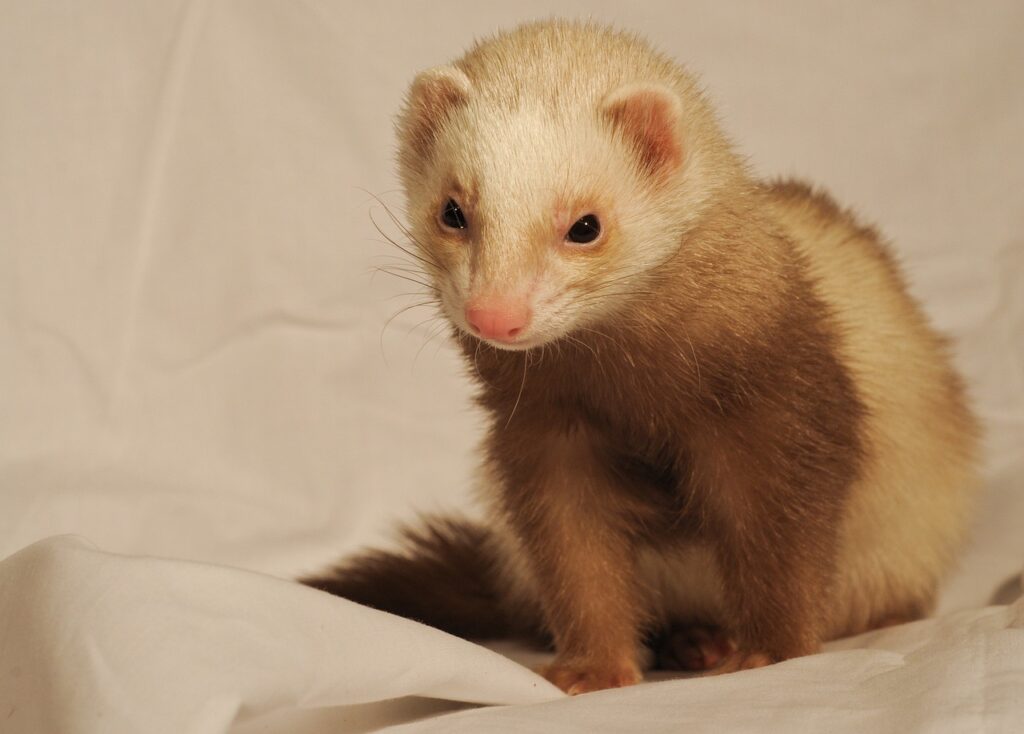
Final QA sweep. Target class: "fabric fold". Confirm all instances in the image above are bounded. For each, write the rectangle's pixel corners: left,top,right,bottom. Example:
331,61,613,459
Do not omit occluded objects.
0,537,562,734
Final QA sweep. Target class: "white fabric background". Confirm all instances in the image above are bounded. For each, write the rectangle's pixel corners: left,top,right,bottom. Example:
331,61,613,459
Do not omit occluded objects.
1,2,1022,732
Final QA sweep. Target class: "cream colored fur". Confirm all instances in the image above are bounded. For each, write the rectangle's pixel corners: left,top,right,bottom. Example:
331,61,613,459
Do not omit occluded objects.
769,191,979,635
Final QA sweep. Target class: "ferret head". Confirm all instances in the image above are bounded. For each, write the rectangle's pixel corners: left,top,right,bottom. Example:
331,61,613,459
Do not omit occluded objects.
395,23,737,351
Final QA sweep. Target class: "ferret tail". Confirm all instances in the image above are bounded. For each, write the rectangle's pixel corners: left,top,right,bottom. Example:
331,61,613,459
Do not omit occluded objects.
301,516,513,639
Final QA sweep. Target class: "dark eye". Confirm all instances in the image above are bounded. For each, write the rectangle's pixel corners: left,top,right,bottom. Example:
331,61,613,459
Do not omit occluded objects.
440,198,467,230
566,214,601,244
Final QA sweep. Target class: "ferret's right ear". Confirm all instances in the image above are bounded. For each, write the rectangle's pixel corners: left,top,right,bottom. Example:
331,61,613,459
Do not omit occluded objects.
600,83,684,182
398,66,472,165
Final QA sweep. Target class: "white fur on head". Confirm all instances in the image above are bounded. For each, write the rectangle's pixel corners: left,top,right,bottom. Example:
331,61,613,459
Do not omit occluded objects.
394,37,718,351
396,82,698,350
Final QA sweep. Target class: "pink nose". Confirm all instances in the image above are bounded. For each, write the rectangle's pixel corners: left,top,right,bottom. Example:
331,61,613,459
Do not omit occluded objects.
464,297,532,343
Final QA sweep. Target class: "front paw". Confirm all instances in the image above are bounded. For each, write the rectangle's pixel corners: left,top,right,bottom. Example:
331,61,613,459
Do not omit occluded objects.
540,658,642,695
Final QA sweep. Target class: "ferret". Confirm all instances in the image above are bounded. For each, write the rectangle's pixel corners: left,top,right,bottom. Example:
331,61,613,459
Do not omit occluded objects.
305,20,979,694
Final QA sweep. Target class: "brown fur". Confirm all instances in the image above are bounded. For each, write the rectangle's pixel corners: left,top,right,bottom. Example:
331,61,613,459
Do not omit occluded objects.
302,517,517,640
306,21,979,695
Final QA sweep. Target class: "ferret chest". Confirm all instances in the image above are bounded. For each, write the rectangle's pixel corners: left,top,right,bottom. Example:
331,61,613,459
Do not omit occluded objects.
536,386,704,539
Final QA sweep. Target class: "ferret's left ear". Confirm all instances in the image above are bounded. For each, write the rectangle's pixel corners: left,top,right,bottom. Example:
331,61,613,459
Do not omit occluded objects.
601,83,684,181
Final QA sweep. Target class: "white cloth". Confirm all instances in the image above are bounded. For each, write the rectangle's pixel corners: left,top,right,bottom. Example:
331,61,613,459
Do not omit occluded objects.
0,537,559,734
1,2,1022,732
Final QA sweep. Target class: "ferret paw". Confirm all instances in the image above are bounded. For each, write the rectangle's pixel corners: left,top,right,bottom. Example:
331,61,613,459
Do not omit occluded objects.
655,624,737,671
708,649,775,675
734,650,773,669
540,659,642,695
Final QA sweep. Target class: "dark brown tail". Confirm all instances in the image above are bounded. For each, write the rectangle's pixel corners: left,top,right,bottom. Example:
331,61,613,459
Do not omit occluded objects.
301,516,513,639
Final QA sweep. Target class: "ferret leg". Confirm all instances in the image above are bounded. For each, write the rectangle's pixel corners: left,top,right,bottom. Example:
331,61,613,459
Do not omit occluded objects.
490,426,647,695
693,423,851,668
710,513,835,668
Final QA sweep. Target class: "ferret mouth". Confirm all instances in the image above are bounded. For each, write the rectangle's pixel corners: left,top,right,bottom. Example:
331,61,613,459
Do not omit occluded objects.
457,320,551,351
470,332,544,352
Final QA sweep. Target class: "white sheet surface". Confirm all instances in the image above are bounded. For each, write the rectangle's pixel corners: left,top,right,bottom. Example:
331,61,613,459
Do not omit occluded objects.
2,2,1022,732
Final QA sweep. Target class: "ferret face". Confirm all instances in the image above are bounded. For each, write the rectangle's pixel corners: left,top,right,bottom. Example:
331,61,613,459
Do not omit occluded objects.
398,69,693,351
